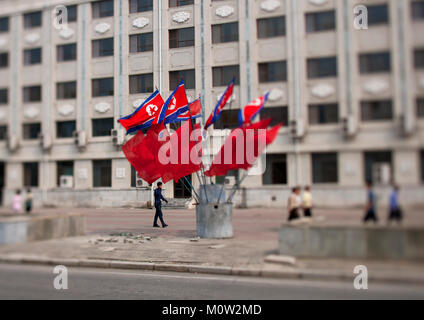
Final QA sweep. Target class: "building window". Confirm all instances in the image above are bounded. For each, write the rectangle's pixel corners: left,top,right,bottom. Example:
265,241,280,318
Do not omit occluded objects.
93,160,112,187
417,98,424,118
92,0,114,18
309,103,339,125
169,69,195,90
0,17,9,32
66,5,78,22
24,11,42,29
260,106,288,126
0,125,7,140
305,10,336,33
129,32,153,53
92,118,114,137
0,88,8,104
131,166,137,187
307,57,337,79
258,61,287,83
129,73,153,94
57,161,74,187
0,52,8,68
92,38,114,57
361,100,393,121
412,1,424,20
169,0,194,8
23,48,42,65
359,52,391,74
213,65,240,87
312,153,338,184
414,48,424,69
57,43,77,62
23,123,41,140
56,121,76,139
212,22,238,44
57,81,76,100
92,78,114,97
367,4,389,26
364,151,392,184
263,154,287,185
24,162,39,187
130,0,153,13
23,86,41,102
214,109,239,129
169,27,195,48
257,16,286,39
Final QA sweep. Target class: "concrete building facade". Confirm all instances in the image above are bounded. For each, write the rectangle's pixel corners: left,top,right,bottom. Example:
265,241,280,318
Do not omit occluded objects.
0,0,423,208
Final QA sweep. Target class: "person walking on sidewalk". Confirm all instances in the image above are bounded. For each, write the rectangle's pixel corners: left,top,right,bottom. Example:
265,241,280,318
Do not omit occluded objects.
302,186,313,218
288,187,301,221
388,185,403,225
12,190,22,213
363,181,378,224
153,182,168,228
25,188,33,214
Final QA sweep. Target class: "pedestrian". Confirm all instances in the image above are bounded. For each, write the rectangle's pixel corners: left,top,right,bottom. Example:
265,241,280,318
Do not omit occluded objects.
363,181,378,224
302,186,313,218
13,190,22,213
25,188,33,214
288,187,300,221
153,182,168,228
388,185,403,225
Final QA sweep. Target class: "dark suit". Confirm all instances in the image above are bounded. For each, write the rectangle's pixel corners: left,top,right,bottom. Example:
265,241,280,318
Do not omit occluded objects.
153,188,167,227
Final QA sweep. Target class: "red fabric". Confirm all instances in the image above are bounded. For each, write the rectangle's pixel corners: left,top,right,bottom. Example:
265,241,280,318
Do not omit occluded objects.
204,80,234,130
204,119,281,177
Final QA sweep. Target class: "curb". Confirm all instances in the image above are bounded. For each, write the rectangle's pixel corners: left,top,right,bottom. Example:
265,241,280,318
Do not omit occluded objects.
0,255,423,285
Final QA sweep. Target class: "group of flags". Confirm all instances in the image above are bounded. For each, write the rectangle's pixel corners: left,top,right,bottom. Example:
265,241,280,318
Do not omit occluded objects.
119,78,281,185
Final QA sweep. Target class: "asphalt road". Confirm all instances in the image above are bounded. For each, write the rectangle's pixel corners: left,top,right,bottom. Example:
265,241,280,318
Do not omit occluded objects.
0,263,423,300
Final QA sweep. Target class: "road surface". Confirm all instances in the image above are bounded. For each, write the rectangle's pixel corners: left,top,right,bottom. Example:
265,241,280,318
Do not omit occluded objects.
0,263,423,300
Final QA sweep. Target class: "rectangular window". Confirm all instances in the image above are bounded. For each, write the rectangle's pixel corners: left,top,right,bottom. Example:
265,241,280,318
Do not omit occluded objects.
24,11,42,29
306,10,336,33
169,27,195,48
129,73,153,94
131,166,137,187
214,109,239,130
0,88,8,104
56,120,76,138
418,98,424,118
312,153,338,184
92,38,114,57
213,65,240,87
367,4,389,26
364,151,392,184
307,57,337,79
92,0,114,18
309,103,339,125
24,48,42,65
257,16,286,39
130,0,153,13
0,52,8,68
359,52,391,74
93,160,112,187
57,43,77,62
412,1,424,20
212,22,239,44
260,106,288,126
169,0,194,8
0,125,7,140
361,100,393,121
67,5,78,22
129,32,153,53
92,78,114,97
169,69,195,90
23,86,42,102
57,161,74,187
263,154,287,185
23,123,41,140
23,162,39,187
92,118,114,137
414,48,424,69
0,17,9,32
258,61,287,83
56,81,76,100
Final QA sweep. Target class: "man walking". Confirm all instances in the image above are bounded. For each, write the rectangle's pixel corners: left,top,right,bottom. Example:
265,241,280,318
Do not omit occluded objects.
388,185,402,225
288,187,301,221
302,186,313,218
363,181,378,224
153,182,168,228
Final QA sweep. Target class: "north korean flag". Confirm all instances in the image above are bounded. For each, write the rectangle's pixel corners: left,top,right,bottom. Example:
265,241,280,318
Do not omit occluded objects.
176,98,202,121
163,80,190,125
118,90,165,134
204,78,235,130
238,92,269,126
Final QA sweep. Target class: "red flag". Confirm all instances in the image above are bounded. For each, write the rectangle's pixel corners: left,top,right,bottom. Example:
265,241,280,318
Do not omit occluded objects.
204,118,281,177
204,79,235,130
176,98,202,121
163,80,190,124
238,92,269,126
